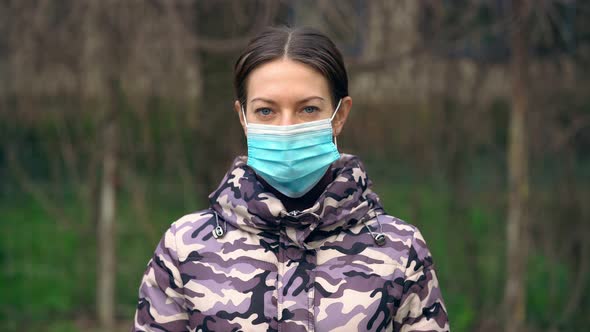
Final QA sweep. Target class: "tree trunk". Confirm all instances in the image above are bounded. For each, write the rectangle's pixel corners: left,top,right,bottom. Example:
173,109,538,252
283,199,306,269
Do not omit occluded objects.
504,1,530,332
97,111,118,329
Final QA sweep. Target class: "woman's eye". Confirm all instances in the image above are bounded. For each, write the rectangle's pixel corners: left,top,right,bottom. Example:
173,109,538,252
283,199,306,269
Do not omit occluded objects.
256,108,272,116
303,106,319,114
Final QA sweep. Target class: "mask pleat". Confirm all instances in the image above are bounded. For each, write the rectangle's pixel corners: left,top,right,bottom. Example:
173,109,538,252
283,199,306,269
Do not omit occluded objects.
247,133,333,151
248,150,339,180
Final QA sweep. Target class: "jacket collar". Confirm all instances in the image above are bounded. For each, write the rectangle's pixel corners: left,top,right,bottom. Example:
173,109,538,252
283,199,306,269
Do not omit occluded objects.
208,154,383,248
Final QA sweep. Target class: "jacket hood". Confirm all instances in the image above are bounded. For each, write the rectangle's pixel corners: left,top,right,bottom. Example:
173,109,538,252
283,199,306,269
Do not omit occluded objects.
208,154,384,248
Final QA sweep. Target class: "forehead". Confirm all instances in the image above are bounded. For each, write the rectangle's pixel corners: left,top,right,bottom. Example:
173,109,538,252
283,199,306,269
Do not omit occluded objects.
246,59,331,101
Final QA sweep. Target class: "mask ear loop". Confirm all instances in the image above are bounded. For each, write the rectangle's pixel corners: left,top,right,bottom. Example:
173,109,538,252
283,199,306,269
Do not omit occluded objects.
330,99,343,122
331,99,343,149
241,104,249,127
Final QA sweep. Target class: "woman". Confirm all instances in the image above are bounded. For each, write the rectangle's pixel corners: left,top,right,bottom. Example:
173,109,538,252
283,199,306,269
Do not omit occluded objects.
133,26,449,332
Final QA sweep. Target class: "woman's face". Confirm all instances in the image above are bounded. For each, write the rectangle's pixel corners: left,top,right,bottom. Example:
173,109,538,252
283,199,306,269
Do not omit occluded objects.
235,59,352,136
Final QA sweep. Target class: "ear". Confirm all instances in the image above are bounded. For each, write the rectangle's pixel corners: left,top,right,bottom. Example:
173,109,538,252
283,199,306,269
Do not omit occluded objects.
234,100,247,135
332,96,352,137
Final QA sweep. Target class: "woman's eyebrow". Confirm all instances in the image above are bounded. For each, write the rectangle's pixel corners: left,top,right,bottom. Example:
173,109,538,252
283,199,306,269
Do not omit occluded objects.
250,96,325,105
297,96,325,104
250,97,277,105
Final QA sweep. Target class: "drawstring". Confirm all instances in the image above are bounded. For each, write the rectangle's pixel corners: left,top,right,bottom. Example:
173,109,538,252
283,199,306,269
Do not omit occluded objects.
279,209,320,222
360,211,386,246
211,211,226,239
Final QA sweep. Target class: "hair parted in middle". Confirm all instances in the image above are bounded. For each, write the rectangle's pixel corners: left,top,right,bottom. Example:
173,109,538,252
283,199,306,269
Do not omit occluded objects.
233,26,349,109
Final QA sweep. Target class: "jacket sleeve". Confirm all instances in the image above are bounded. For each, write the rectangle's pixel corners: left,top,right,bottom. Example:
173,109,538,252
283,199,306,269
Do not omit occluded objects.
133,223,189,332
394,229,450,332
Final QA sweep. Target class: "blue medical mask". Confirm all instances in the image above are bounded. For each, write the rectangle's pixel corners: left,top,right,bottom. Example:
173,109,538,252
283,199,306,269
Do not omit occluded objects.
243,100,342,198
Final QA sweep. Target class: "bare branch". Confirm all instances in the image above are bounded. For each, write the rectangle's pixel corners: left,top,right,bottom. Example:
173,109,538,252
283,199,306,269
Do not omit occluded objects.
191,0,278,53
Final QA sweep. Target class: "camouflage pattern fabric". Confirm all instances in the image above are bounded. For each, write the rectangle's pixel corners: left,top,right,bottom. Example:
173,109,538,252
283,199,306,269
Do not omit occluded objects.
133,154,450,331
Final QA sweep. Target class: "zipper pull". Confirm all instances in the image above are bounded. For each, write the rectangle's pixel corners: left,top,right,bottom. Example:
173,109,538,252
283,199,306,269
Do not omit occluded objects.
281,209,303,222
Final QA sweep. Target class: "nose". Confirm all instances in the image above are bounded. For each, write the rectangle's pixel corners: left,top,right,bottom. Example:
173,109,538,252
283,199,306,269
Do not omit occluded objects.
279,110,297,126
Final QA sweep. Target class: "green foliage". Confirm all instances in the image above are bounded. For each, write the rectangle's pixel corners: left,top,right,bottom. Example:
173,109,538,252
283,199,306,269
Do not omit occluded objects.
1,196,77,324
45,321,79,332
526,254,571,329
446,294,477,332
0,182,202,331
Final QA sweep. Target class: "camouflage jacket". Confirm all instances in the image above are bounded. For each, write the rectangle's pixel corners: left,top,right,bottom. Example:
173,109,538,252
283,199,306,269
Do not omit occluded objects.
133,154,449,332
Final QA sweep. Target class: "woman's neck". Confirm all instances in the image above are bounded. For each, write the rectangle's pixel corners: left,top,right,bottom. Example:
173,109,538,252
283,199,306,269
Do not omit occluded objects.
257,167,334,212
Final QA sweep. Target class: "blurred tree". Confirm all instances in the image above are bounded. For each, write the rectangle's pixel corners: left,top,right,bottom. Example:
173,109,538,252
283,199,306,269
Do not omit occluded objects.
504,1,531,332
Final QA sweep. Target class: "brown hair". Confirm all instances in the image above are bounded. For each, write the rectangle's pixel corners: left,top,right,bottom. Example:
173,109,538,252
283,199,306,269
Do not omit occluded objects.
233,26,348,108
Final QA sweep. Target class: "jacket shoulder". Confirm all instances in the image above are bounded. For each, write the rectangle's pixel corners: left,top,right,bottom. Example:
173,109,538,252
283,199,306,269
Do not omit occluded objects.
165,209,218,260
171,209,216,229
372,213,434,268
377,214,421,245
